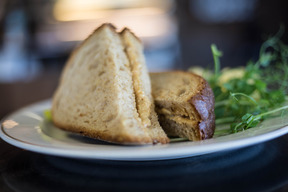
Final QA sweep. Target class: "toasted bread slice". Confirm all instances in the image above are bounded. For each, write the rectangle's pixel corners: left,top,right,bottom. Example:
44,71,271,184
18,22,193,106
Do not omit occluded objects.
52,24,154,144
150,71,215,141
121,28,169,144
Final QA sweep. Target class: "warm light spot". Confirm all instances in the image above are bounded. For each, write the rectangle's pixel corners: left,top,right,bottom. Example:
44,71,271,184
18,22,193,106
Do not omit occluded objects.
54,15,172,42
54,0,148,13
2,120,19,129
50,0,176,46
53,0,172,22
54,7,165,22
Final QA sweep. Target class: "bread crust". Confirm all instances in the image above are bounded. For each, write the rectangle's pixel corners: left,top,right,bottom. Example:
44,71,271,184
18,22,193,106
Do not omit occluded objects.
189,74,215,139
174,71,215,139
120,28,142,43
151,71,215,140
54,121,152,145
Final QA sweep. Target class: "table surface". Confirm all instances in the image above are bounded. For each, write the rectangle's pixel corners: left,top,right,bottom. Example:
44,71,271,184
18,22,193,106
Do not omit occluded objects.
1,134,288,192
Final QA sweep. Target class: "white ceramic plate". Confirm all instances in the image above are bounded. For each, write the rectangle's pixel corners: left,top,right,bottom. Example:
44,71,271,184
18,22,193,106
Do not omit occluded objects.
1,100,288,161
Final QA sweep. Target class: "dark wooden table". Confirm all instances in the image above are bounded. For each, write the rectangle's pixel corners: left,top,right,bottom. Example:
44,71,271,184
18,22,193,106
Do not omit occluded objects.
1,134,288,192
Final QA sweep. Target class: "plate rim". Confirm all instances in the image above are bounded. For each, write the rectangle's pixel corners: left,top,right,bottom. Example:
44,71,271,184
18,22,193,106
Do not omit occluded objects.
1,100,288,161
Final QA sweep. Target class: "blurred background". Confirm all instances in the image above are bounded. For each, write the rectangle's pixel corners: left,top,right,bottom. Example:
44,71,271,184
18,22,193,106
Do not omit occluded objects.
0,0,287,119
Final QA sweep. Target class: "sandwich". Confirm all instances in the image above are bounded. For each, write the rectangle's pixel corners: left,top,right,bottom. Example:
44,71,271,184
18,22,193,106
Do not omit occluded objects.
150,71,215,141
52,24,169,144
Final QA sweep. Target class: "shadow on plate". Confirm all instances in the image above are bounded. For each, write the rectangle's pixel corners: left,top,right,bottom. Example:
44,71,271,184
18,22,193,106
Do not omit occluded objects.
41,120,118,145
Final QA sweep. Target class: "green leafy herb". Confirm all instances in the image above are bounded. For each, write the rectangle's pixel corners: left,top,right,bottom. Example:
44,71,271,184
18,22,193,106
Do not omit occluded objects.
211,44,223,78
202,28,288,135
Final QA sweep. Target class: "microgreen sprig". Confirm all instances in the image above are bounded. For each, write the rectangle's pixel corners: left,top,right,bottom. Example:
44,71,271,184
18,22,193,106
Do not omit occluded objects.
211,44,223,79
208,28,288,135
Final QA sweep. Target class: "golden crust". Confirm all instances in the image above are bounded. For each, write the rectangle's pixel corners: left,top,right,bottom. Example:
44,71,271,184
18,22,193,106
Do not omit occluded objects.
120,28,142,43
150,71,215,140
189,75,215,139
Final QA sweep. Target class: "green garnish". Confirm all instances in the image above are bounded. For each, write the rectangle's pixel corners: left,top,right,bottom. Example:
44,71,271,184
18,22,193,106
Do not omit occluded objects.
205,27,288,135
211,44,223,78
43,109,52,121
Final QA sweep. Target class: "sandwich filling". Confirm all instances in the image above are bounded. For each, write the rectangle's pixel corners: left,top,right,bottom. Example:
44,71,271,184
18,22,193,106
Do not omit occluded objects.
121,29,152,128
121,28,169,144
155,102,201,141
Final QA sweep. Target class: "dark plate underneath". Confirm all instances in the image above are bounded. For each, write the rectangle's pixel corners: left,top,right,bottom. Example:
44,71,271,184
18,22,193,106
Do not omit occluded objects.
1,134,288,192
